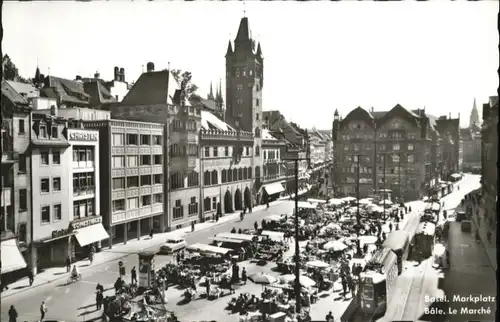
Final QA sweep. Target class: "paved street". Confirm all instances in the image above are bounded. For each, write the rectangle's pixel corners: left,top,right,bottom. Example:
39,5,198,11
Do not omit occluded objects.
1,201,295,322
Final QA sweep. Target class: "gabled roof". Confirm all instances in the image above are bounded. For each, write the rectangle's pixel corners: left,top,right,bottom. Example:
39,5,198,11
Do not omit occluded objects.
198,97,218,112
1,80,30,106
262,128,278,141
340,106,375,130
43,76,90,105
6,81,39,99
121,70,180,106
376,104,420,128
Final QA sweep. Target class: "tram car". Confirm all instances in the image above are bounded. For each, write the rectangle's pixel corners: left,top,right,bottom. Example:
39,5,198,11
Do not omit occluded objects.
413,222,436,259
382,230,410,274
358,247,399,317
424,201,441,214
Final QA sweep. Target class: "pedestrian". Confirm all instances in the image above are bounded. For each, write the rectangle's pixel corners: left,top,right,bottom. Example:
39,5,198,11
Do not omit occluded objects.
191,221,195,232
28,268,34,286
149,228,154,239
206,278,210,297
254,221,258,231
389,222,393,232
212,213,215,222
96,290,104,310
341,277,347,295
40,301,47,321
242,267,247,285
96,283,104,293
395,223,399,230
249,204,252,213
131,266,137,285
231,227,237,233
325,311,334,322
181,250,185,261
66,256,71,273
362,243,368,254
8,305,17,322
0,273,8,291
176,252,181,264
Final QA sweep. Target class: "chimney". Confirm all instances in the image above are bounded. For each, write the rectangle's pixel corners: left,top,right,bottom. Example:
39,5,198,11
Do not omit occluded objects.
94,72,100,79
50,105,57,116
147,62,155,72
119,67,125,82
114,66,119,81
75,75,82,81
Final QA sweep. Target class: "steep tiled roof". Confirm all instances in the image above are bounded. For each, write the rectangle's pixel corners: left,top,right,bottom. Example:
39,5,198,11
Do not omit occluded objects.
460,128,473,140
6,81,39,99
262,128,278,141
44,76,90,105
83,81,117,106
1,80,29,105
201,110,234,131
121,70,180,106
370,111,388,119
198,98,217,112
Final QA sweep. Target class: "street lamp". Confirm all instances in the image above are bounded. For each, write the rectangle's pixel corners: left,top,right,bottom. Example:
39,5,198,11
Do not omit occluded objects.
283,147,309,314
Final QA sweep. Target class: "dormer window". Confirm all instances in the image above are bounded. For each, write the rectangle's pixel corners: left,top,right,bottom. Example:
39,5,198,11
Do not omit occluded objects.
39,125,47,138
52,127,58,139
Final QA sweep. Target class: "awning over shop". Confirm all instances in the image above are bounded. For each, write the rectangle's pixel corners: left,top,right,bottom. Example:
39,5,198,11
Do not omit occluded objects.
297,201,316,209
74,223,110,247
262,182,285,195
1,238,27,274
451,173,461,178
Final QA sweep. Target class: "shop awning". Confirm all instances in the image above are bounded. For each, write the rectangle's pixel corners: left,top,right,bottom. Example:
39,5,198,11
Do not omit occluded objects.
1,238,27,274
297,201,316,209
263,182,285,195
451,173,461,178
74,223,109,247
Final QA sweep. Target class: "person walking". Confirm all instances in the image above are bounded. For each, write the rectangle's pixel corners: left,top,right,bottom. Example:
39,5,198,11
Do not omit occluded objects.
241,267,247,285
40,301,47,321
341,277,347,296
325,311,334,322
28,268,34,286
150,228,154,239
96,290,104,310
254,221,258,232
65,256,71,273
388,222,393,232
131,266,137,285
8,305,18,322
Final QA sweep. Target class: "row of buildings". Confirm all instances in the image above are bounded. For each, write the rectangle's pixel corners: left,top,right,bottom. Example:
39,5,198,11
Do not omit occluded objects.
1,17,332,277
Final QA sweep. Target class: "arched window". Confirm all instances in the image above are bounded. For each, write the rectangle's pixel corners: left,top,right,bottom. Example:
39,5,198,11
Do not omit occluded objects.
204,197,211,212
204,171,211,186
248,167,252,178
238,168,243,181
255,127,261,138
233,168,238,181
228,169,233,182
255,146,260,156
243,168,248,180
256,99,260,107
222,169,227,183
255,166,260,178
211,170,218,185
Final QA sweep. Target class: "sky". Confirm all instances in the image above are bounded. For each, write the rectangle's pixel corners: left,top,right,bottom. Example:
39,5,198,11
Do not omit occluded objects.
3,1,498,129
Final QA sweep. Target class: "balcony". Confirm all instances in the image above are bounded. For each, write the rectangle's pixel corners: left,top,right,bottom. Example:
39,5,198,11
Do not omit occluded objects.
1,151,18,165
73,186,95,196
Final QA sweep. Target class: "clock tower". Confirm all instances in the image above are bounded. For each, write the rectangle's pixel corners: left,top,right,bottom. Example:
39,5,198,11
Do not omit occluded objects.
225,16,264,201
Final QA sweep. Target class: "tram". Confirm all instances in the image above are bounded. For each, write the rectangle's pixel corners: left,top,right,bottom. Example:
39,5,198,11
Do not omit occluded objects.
413,222,436,260
358,247,399,317
382,230,410,274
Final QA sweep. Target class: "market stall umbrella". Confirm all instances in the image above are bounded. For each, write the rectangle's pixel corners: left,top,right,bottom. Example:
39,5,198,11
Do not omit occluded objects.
306,260,330,269
248,273,277,285
379,199,393,205
342,197,356,202
358,198,372,205
326,223,342,230
357,235,378,245
328,198,344,206
281,274,317,288
323,240,348,251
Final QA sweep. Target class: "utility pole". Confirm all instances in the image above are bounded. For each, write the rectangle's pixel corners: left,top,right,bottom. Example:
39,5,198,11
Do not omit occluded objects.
283,148,309,315
354,154,365,229
382,154,387,220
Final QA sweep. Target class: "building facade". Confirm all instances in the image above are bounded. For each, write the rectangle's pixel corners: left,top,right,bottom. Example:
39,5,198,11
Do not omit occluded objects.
1,80,31,277
481,96,498,228
260,129,287,203
460,128,481,172
333,105,434,201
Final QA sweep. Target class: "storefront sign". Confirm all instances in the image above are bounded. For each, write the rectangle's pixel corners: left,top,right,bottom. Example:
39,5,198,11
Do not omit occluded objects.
71,216,102,230
52,228,71,239
69,131,98,141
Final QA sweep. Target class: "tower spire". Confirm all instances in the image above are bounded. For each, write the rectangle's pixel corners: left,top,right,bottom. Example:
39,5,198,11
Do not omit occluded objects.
208,81,214,100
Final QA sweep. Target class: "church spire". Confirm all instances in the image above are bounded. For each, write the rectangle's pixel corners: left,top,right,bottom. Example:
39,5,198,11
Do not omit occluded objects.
470,97,480,129
225,40,233,57
208,81,214,100
218,79,223,104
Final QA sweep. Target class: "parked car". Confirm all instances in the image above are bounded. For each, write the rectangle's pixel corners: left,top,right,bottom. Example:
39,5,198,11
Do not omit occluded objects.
460,220,472,232
159,238,187,254
455,211,467,222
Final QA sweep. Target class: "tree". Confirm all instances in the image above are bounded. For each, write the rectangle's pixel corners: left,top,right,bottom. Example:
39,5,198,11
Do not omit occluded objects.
170,69,199,102
2,54,31,83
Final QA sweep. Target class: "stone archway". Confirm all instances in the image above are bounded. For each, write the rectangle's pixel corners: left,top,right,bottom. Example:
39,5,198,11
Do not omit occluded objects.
224,190,233,214
234,189,243,211
244,187,251,209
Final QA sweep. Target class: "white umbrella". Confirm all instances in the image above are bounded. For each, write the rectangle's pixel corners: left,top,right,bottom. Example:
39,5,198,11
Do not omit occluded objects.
328,198,344,206
357,235,378,245
323,240,348,251
358,199,372,205
282,274,317,288
306,260,330,269
249,273,277,285
326,223,342,230
342,197,356,202
379,199,393,205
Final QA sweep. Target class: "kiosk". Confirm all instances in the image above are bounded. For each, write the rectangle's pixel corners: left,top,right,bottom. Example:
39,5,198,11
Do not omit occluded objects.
138,251,156,289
